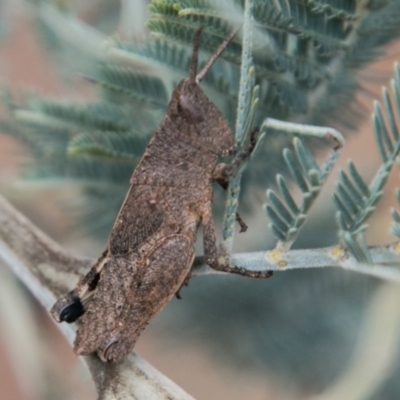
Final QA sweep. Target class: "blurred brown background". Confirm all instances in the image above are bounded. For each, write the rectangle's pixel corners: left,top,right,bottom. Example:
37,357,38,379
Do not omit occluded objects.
1,3,400,400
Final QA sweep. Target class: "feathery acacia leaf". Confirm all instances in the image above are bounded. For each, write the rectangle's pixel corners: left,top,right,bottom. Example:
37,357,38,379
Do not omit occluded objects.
97,64,169,108
265,137,324,246
222,0,254,247
67,131,146,162
336,64,400,234
335,63,400,259
32,100,132,132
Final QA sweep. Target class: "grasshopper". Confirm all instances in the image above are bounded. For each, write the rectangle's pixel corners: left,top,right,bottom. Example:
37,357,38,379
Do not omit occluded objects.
51,27,271,362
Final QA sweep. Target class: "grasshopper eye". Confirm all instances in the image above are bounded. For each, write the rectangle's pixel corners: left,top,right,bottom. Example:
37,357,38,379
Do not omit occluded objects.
178,94,204,123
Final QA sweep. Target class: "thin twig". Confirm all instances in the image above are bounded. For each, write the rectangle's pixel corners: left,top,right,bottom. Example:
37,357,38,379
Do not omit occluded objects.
192,244,400,283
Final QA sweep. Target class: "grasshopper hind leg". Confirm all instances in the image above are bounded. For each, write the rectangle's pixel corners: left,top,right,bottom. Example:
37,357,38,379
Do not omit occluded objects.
98,234,195,362
74,256,142,356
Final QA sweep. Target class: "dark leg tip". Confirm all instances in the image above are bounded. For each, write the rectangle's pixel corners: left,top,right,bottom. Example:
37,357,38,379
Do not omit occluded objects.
59,298,85,323
175,291,182,300
51,294,85,323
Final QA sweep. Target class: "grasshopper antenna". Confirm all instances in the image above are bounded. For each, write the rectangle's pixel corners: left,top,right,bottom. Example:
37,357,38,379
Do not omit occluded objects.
190,26,204,82
195,27,239,83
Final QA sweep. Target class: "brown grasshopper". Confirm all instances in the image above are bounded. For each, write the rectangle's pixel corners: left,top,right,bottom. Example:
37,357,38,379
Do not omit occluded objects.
51,27,271,363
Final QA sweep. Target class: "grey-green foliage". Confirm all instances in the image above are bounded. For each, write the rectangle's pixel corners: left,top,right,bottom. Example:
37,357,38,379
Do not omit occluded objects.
265,137,322,242
333,63,400,263
98,64,169,108
2,0,400,397
222,0,257,246
3,0,400,237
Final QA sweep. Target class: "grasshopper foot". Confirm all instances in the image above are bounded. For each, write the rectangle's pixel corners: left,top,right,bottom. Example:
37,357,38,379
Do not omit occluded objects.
51,293,85,323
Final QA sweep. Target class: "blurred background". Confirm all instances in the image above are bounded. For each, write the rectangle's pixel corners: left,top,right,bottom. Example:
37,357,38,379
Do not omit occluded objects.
1,1,400,399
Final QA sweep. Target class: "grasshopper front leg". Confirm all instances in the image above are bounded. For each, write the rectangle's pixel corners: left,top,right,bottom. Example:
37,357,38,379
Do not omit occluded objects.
213,127,259,234
215,178,248,233
213,127,259,184
208,126,269,274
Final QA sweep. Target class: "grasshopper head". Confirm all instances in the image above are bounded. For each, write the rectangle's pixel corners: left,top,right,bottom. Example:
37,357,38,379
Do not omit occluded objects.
167,26,238,155
168,79,235,155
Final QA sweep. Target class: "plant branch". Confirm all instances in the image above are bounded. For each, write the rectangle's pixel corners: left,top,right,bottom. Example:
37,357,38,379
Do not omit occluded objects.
0,194,194,400
192,244,400,283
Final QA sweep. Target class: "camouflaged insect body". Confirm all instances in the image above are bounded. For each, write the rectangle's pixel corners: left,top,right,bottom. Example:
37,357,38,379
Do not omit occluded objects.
51,28,271,362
